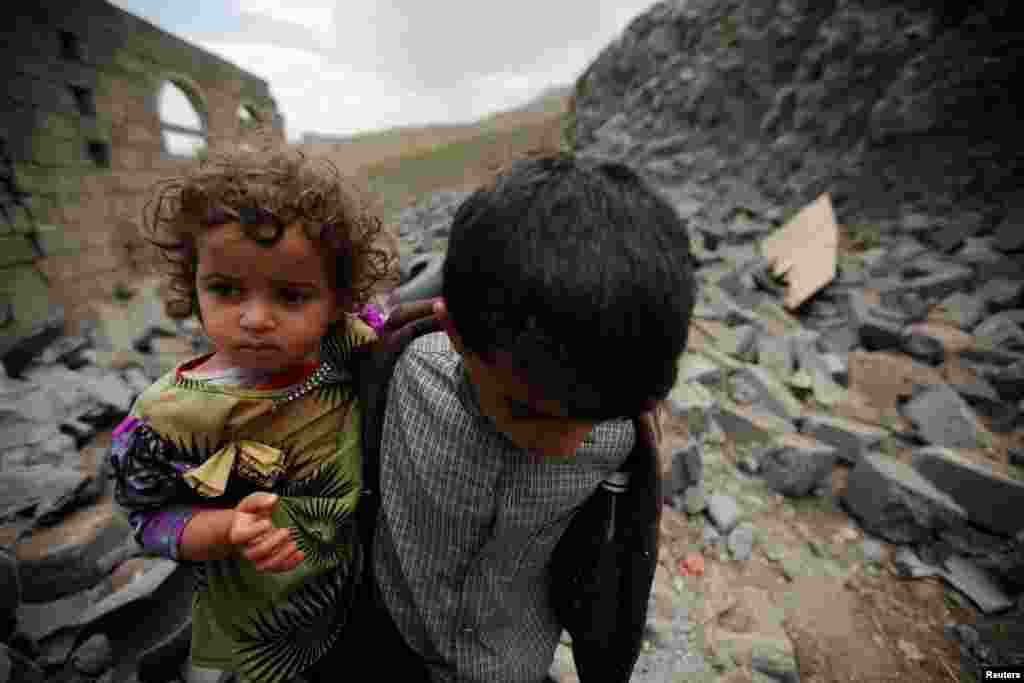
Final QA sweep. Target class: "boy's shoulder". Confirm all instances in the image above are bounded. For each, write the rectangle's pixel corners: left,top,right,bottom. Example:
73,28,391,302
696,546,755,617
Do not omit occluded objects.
400,330,458,372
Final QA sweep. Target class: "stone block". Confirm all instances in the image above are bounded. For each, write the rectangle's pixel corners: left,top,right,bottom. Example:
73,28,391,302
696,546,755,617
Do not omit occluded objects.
878,265,974,302
993,207,1024,253
842,453,967,544
935,292,987,330
708,494,742,534
941,555,1014,615
911,447,1024,538
901,384,982,449
731,365,802,420
848,292,905,351
757,433,837,497
671,442,703,494
0,298,64,379
800,413,886,466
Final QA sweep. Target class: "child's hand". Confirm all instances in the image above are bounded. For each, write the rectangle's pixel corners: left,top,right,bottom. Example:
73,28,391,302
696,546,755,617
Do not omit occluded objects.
229,492,304,573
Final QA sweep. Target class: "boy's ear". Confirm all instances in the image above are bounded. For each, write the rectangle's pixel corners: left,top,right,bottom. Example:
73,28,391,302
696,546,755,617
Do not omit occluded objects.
435,298,466,355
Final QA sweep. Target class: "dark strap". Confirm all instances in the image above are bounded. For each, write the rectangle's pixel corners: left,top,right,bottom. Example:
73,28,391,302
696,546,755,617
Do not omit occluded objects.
353,313,443,554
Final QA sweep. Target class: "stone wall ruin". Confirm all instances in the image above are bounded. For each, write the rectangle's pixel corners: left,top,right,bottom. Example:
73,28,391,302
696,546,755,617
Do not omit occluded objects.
1,0,283,347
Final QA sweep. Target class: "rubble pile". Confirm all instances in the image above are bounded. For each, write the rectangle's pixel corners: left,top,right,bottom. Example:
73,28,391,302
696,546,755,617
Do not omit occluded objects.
658,187,1024,678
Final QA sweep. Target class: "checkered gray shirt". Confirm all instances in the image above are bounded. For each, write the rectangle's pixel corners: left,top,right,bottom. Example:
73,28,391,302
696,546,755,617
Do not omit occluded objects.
373,332,635,683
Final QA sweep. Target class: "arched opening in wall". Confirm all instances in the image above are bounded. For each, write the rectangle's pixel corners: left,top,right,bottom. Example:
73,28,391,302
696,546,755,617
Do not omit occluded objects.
238,104,260,129
159,81,207,158
237,104,261,153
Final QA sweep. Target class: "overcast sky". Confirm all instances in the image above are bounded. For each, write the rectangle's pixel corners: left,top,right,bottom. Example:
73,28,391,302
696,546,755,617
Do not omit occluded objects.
109,0,656,141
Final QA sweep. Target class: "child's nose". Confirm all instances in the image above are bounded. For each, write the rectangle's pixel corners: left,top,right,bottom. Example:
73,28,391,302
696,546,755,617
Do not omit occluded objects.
240,298,276,329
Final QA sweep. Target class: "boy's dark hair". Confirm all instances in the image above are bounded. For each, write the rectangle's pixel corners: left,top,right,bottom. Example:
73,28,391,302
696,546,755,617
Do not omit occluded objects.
143,150,393,319
442,153,696,420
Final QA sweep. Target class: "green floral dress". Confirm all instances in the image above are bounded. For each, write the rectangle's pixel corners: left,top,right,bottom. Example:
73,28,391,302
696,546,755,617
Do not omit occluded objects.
110,317,374,682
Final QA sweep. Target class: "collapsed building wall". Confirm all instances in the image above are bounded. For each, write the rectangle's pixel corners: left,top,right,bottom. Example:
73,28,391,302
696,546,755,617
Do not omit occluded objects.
1,0,283,342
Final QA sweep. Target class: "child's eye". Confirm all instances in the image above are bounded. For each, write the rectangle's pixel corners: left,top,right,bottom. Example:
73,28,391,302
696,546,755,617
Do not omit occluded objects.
279,289,312,306
207,283,241,298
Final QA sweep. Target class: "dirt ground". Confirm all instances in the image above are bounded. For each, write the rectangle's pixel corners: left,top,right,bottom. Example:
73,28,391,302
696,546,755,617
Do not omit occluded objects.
657,407,980,683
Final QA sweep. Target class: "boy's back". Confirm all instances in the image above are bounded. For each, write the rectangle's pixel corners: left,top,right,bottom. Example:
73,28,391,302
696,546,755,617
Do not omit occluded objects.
357,153,696,682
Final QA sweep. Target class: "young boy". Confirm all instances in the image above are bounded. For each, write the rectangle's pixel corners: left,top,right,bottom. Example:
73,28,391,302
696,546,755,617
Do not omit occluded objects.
357,153,695,682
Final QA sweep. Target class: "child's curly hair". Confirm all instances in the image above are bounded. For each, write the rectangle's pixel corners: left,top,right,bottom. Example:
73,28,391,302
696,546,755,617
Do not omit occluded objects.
143,150,394,320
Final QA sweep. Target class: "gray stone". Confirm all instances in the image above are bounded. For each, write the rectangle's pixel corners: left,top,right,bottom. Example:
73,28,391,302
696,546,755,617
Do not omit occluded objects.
738,454,760,475
35,432,78,465
800,414,887,466
0,642,45,683
703,522,722,546
707,494,742,534
716,324,759,358
757,334,795,379
878,265,974,303
390,252,444,305
76,372,135,413
892,548,942,579
677,352,724,386
0,550,16,608
666,380,716,418
993,207,1024,253
121,366,153,396
988,361,1024,402
817,324,859,355
976,279,1024,312
936,292,987,330
72,634,113,676
1010,448,1024,467
16,585,98,641
18,507,134,603
671,442,703,493
793,334,848,406
731,366,802,420
974,314,1024,352
842,453,967,544
32,470,107,529
942,555,1014,614
901,384,982,449
911,447,1024,538
848,293,905,351
925,215,986,253
1,307,65,379
861,538,886,564
78,559,179,629
0,464,85,520
949,376,1000,404
879,290,931,322
758,441,837,498
712,401,796,441
59,418,98,449
728,523,757,561
939,524,1011,558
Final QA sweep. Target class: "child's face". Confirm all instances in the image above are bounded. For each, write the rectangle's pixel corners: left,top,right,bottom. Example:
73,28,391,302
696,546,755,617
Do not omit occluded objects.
459,346,597,458
195,221,341,373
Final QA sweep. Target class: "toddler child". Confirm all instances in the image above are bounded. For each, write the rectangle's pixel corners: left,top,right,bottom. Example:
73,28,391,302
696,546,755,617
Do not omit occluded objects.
109,151,392,683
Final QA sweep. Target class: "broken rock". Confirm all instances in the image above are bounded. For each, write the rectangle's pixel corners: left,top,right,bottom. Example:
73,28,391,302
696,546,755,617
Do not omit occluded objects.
757,433,837,497
911,447,1024,538
942,555,1015,615
842,453,967,544
800,414,887,466
901,384,982,450
848,292,906,351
